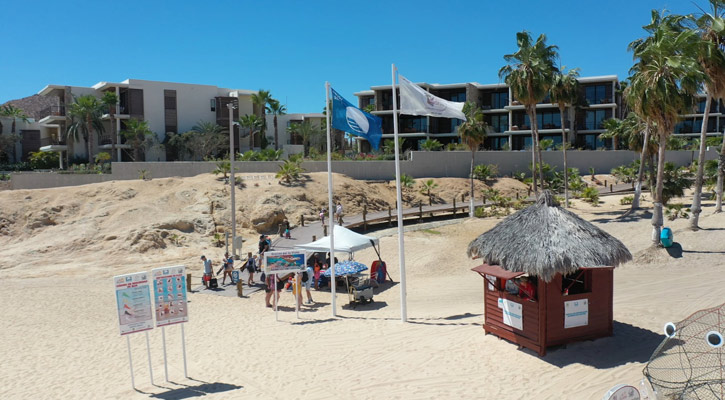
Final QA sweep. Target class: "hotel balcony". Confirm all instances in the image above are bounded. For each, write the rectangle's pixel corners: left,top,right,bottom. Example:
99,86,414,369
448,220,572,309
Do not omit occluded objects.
98,135,131,150
39,136,68,152
101,105,131,120
38,105,66,124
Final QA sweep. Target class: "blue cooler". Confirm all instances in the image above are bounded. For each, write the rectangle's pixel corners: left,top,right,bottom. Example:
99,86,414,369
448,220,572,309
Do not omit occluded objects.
660,227,673,248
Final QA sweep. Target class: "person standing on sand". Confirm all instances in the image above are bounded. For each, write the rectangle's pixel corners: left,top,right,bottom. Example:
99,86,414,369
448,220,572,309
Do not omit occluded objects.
221,252,234,285
320,208,326,225
335,202,344,225
258,235,269,255
243,252,257,285
201,255,212,289
303,264,314,305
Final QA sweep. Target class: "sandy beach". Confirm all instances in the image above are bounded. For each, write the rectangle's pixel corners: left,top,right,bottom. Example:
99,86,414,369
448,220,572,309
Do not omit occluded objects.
1,175,723,399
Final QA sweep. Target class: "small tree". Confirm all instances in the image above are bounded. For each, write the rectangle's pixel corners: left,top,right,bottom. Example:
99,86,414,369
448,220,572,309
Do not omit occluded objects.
399,174,415,190
276,159,305,184
419,179,438,206
121,118,154,161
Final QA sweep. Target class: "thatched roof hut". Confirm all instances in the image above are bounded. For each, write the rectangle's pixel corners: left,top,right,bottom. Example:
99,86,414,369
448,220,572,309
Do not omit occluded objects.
467,191,632,282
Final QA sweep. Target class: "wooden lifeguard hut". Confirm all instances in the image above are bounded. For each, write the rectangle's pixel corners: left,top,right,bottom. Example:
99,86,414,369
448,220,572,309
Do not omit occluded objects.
467,191,632,356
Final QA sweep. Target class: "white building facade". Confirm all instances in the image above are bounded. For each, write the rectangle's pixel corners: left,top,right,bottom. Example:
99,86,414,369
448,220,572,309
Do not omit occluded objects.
36,79,256,162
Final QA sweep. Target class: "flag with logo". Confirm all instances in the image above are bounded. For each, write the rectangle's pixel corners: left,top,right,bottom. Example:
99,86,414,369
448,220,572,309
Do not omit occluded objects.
331,87,383,150
399,74,466,121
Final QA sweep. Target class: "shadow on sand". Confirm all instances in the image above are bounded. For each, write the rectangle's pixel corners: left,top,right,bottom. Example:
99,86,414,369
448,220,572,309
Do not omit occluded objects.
144,379,242,400
538,321,663,369
590,209,653,224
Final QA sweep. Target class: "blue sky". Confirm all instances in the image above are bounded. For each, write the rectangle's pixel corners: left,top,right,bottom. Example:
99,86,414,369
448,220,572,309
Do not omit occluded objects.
0,0,696,113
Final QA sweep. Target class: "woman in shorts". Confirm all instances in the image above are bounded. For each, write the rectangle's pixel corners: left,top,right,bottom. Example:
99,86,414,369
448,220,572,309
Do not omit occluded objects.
244,253,257,285
221,252,234,285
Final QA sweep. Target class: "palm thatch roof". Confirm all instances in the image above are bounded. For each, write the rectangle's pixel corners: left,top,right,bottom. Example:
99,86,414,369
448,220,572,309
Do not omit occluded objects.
467,191,632,282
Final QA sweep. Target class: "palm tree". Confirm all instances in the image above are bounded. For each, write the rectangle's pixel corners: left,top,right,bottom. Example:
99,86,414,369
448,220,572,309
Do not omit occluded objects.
0,105,29,162
67,95,105,165
600,112,656,211
289,120,324,156
121,118,154,161
690,1,725,223
627,10,704,245
363,104,376,113
458,102,489,217
266,99,286,150
239,114,262,150
250,90,272,148
101,92,119,162
550,67,580,207
499,31,559,193
419,179,439,206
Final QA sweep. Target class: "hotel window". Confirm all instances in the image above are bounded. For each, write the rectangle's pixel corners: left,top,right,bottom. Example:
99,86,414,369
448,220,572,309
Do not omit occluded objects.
449,91,466,102
400,116,427,133
583,110,607,130
537,111,561,129
492,91,509,109
487,114,508,133
487,136,509,150
693,117,717,133
210,99,216,112
450,118,462,132
585,85,610,105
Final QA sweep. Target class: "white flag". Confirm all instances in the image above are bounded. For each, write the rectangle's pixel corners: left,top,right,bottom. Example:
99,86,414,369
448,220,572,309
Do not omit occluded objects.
399,74,466,121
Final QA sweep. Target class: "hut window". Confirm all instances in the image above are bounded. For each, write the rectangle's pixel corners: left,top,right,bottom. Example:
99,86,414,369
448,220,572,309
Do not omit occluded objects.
562,270,592,295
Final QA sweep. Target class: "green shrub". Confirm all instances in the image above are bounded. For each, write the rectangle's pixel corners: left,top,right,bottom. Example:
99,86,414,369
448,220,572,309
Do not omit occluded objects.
665,203,690,220
579,186,599,205
662,162,694,205
28,151,60,169
472,164,499,181
620,195,634,205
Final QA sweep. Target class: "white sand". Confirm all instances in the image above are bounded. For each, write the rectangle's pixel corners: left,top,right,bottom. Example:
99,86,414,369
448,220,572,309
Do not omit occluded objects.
1,177,724,399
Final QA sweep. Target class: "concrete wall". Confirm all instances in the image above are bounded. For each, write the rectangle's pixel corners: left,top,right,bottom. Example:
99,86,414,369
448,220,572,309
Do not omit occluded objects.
8,150,719,190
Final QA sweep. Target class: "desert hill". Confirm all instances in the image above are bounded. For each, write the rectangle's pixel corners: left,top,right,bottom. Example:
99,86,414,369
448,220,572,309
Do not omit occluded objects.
0,172,527,275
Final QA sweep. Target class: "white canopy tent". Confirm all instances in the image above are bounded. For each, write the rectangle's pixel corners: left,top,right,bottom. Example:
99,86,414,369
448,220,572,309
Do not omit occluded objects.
295,225,379,254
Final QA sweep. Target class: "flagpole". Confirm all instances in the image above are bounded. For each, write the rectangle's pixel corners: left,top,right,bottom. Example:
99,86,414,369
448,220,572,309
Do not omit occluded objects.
325,81,337,317
391,64,407,323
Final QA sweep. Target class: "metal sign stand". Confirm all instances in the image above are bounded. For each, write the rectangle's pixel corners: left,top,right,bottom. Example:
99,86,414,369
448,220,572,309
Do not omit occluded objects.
180,324,188,379
145,331,154,385
295,272,300,319
126,336,135,389
274,275,279,322
161,326,169,382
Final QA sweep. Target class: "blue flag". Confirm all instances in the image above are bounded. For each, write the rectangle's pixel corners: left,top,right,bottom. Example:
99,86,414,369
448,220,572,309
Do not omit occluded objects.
331,87,382,150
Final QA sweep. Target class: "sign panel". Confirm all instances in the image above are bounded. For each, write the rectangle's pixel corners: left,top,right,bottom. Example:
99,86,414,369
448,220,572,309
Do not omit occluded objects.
231,270,240,284
564,299,589,328
152,265,189,327
501,299,523,330
264,251,306,275
115,272,154,335
485,274,496,291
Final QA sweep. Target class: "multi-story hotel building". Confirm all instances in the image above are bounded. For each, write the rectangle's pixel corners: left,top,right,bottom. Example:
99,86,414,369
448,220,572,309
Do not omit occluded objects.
354,76,621,151
36,79,256,162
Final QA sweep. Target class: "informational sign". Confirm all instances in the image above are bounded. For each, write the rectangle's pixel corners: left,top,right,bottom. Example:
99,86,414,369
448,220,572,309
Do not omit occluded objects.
501,299,523,330
152,265,189,327
564,299,589,328
264,251,306,274
485,274,496,291
231,270,240,284
115,272,154,335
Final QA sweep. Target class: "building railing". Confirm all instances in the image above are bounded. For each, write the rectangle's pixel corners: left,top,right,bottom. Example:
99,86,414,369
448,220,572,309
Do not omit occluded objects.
40,137,66,146
38,105,65,119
